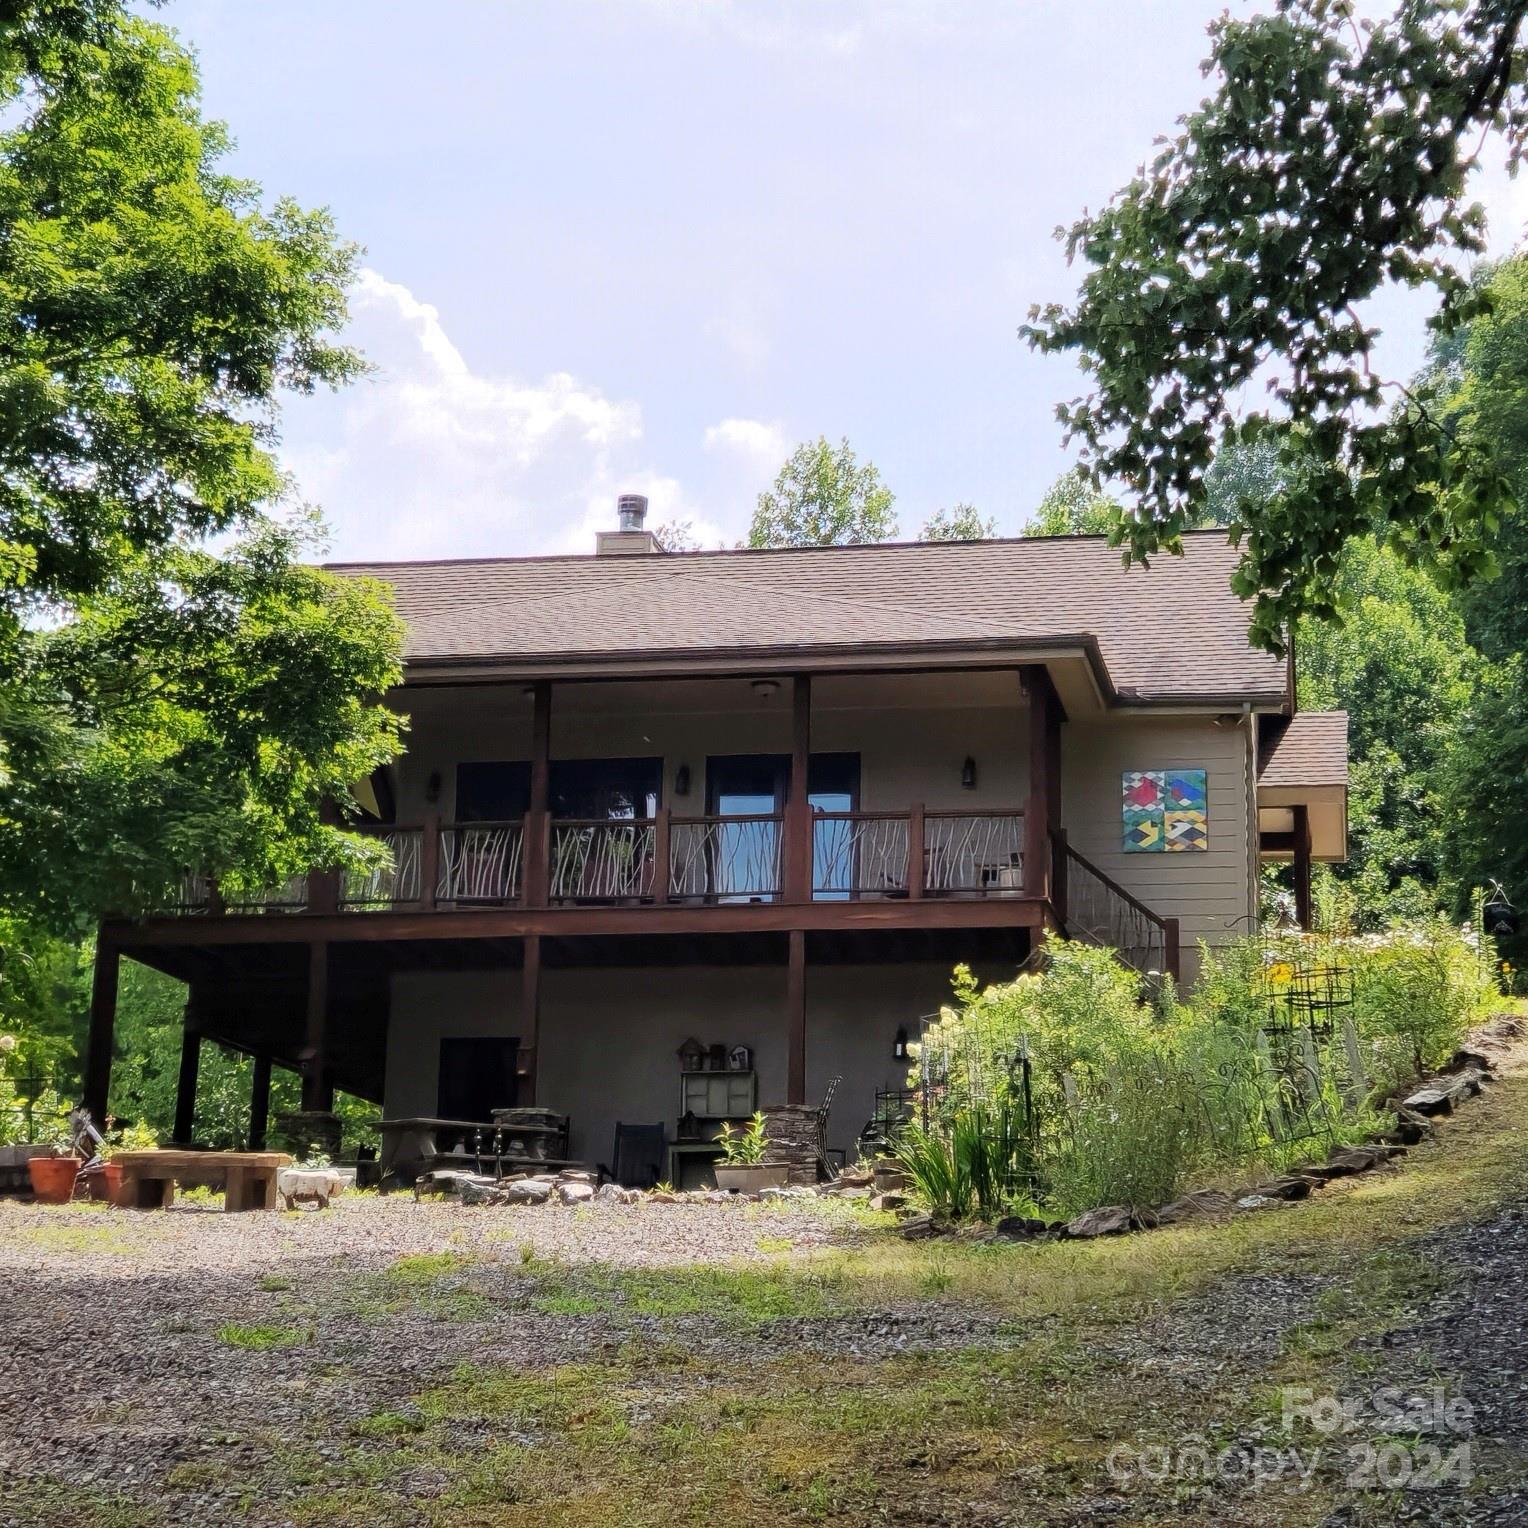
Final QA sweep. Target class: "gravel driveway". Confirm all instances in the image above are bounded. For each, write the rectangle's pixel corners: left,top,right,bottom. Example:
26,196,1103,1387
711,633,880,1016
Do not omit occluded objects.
0,1194,915,1525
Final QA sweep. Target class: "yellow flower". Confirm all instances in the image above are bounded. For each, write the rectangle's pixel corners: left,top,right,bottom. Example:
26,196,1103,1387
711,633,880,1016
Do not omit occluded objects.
1267,961,1294,984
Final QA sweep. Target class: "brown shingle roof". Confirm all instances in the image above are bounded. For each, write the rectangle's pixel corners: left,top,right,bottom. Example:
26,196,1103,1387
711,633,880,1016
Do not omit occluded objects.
1258,712,1350,787
328,531,1287,703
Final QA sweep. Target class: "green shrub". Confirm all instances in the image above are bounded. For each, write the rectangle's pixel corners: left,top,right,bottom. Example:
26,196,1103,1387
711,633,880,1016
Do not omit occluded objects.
906,921,1498,1222
895,1094,1038,1221
1043,1050,1202,1216
895,1121,972,1221
715,1111,769,1165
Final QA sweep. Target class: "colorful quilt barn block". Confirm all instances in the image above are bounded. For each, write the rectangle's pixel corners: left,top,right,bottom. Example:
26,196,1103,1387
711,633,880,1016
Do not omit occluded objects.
1122,769,1208,852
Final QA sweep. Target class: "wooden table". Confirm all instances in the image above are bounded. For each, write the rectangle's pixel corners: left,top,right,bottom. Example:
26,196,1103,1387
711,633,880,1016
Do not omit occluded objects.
112,1150,292,1212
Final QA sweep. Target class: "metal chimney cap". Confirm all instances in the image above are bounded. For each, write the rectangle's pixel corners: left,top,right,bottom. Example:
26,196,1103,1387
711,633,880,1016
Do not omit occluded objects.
616,493,648,531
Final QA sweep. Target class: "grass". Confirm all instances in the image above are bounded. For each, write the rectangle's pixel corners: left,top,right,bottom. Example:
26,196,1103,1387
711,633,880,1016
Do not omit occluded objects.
0,1480,165,1528
8,1214,145,1256
20,1016,1518,1527
342,1249,495,1323
216,1323,307,1350
305,1056,1528,1525
512,1256,858,1324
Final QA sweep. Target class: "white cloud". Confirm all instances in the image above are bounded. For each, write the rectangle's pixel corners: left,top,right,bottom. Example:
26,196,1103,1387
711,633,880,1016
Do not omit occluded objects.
278,269,773,561
281,269,663,561
702,416,789,468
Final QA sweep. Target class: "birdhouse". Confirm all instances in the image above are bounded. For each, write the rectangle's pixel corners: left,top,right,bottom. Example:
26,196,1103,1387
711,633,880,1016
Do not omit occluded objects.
677,1037,705,1072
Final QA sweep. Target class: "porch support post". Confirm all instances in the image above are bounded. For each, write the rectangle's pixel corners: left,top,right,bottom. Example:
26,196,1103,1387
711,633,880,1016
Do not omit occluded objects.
301,941,333,1112
1164,918,1182,985
518,934,541,1105
786,928,806,1105
785,675,812,902
524,680,552,907
652,807,671,904
307,799,342,915
83,930,120,1127
173,1004,201,1144
420,808,440,912
249,1052,272,1152
907,802,925,900
1022,666,1062,905
1292,804,1313,932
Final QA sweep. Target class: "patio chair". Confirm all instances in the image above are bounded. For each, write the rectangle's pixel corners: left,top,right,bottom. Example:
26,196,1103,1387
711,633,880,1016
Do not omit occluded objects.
816,1076,843,1179
598,1122,667,1189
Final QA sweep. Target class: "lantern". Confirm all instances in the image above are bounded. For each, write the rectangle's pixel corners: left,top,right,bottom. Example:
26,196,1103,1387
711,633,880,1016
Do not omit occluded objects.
1484,887,1519,938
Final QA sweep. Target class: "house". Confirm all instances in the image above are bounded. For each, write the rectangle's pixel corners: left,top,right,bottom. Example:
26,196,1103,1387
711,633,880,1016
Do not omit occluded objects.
83,498,1349,1171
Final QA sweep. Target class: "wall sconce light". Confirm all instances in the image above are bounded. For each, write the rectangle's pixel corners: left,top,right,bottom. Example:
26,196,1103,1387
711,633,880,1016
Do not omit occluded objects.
893,1025,909,1062
750,678,781,700
961,757,977,791
674,764,692,797
425,769,442,804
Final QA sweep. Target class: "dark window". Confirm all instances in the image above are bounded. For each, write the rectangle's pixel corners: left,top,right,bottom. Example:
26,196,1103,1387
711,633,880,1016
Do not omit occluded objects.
437,1037,519,1120
704,753,860,814
551,757,661,819
455,761,530,822
455,758,662,821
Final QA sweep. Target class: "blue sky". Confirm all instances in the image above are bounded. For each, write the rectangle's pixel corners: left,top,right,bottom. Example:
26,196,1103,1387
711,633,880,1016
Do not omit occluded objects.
171,1,1527,561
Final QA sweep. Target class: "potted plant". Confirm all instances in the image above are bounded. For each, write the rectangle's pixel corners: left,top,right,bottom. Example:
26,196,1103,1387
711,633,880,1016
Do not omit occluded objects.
95,1120,159,1206
712,1112,789,1195
26,1116,81,1204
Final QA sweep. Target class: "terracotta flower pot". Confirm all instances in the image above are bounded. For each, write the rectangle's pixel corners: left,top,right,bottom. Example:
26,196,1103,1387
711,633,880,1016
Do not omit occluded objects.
101,1159,129,1208
28,1155,82,1205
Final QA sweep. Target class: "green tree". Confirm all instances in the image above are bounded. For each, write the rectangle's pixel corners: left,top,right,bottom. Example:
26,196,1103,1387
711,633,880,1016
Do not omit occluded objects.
1023,0,1526,651
747,437,897,548
0,1,403,930
919,504,996,541
1297,538,1480,919
1415,254,1528,950
1022,469,1118,536
1445,656,1528,962
1420,255,1528,663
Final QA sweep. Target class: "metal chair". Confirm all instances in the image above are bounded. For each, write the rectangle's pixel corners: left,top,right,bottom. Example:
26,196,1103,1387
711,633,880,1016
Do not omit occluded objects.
599,1122,667,1188
816,1076,843,1178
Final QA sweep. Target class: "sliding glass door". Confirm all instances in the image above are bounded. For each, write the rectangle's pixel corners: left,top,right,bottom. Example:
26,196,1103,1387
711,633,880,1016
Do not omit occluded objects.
704,754,860,901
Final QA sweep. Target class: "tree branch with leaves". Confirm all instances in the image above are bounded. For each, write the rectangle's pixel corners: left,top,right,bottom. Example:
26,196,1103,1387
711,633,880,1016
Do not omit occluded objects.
1023,0,1527,651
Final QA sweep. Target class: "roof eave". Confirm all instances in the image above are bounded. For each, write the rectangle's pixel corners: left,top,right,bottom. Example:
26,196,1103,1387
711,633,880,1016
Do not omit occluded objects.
395,636,1283,711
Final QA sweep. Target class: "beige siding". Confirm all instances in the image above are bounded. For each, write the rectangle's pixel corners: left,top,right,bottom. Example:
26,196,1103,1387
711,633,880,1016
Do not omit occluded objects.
1061,715,1256,984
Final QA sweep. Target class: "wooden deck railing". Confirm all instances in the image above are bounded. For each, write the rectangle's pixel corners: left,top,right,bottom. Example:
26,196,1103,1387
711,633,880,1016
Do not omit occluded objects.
436,820,523,906
667,813,783,902
150,814,1179,979
549,818,657,902
806,807,1030,898
159,810,1178,977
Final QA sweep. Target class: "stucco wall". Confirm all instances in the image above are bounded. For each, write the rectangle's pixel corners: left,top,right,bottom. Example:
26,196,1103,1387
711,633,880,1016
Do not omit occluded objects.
384,961,1007,1164
1060,714,1257,983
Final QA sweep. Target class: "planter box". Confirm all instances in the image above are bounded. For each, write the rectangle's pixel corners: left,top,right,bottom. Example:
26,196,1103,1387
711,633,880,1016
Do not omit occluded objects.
713,1162,790,1196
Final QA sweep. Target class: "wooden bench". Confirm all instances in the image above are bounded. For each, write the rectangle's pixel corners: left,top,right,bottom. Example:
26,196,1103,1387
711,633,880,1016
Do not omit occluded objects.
112,1150,292,1212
